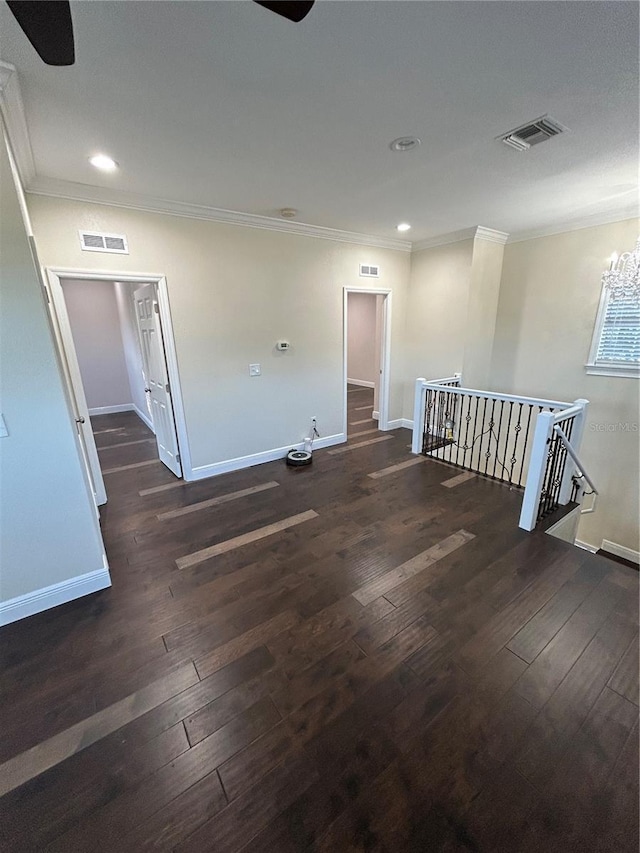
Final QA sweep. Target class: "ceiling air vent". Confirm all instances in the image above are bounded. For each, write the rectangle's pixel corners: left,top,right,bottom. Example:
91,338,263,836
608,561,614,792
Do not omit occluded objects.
79,230,129,254
359,264,380,278
500,115,565,152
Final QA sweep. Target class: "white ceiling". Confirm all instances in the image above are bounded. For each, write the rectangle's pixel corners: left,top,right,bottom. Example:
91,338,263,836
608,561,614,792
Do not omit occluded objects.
0,0,638,243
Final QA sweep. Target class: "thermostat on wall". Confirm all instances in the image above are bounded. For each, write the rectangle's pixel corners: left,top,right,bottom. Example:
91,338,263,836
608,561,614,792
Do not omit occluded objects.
276,341,290,351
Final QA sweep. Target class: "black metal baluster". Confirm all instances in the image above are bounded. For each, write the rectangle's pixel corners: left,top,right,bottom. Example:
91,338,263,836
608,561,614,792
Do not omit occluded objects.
504,403,523,485
538,430,555,522
518,404,533,486
492,398,504,480
477,396,488,475
484,398,496,476
504,401,516,485
471,394,481,473
462,393,472,470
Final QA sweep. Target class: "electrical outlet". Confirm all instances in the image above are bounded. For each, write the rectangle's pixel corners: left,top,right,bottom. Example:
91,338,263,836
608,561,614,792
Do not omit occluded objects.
249,363,261,377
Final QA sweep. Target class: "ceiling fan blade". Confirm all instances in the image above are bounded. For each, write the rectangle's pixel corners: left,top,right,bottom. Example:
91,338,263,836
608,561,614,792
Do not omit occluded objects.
253,1,314,23
6,0,75,66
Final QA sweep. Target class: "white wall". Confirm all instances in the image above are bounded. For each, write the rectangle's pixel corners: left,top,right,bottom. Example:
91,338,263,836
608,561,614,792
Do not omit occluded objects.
347,291,378,385
491,219,640,553
0,135,108,616
61,278,132,410
114,281,150,424
27,195,411,474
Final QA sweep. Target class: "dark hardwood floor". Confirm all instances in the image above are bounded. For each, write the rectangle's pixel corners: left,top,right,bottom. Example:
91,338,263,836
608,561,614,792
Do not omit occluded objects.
1,386,638,851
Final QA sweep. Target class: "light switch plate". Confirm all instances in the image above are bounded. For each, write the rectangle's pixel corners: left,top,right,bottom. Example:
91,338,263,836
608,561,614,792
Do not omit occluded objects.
0,414,8,437
249,363,261,377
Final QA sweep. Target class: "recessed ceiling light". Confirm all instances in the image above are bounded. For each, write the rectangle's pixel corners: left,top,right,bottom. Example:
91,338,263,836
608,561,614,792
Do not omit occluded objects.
280,208,298,219
389,137,421,152
89,154,118,172
397,223,411,232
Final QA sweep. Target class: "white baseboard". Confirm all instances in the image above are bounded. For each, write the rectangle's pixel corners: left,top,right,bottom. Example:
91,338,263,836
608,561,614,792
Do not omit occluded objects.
372,410,380,420
88,403,134,416
132,404,154,432
187,433,347,482
386,418,413,430
0,564,111,627
575,539,598,553
347,378,375,388
601,538,640,564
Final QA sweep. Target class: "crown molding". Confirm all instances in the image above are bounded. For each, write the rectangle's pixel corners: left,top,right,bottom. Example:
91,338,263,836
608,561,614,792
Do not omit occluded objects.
412,225,509,252
412,227,478,252
26,176,413,252
475,226,509,245
507,206,639,244
0,61,36,186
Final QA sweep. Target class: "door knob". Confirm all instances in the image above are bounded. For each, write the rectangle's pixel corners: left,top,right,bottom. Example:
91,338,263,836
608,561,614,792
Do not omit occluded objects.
75,416,85,424
145,388,151,393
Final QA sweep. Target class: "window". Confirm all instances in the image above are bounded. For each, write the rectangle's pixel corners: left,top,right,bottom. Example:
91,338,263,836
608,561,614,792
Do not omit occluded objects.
587,286,640,378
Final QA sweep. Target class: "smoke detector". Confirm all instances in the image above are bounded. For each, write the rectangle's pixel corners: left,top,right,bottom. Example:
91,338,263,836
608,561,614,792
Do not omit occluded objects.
499,115,566,151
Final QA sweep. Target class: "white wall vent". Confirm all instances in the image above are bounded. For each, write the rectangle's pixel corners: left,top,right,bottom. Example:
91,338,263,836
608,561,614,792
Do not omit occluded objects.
79,230,129,254
499,115,565,151
359,264,380,278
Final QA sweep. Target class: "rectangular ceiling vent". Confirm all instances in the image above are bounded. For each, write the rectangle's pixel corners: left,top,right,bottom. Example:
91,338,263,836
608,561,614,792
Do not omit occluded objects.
500,115,565,152
359,264,380,278
79,230,129,254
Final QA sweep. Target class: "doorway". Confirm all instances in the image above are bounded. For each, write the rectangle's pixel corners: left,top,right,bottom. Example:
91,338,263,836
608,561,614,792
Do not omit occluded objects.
343,287,391,438
44,269,189,505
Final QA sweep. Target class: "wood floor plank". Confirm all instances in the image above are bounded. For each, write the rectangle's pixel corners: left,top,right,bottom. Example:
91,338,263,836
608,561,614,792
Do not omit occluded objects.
514,603,638,788
102,459,161,475
139,480,187,496
455,550,584,676
97,438,155,450
158,481,279,520
175,509,318,569
440,470,476,488
368,456,425,479
513,577,623,708
352,529,475,606
195,611,301,679
515,686,638,852
506,561,603,663
328,435,393,455
354,404,374,411
608,632,639,705
349,418,374,425
175,752,319,853
0,662,198,798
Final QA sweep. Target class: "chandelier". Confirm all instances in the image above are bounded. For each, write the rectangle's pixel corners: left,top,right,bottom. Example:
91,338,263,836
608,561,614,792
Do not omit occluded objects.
602,237,640,300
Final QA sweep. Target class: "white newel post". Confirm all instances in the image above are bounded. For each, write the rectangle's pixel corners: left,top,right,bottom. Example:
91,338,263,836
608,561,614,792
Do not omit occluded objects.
558,398,589,505
411,378,427,455
519,410,555,531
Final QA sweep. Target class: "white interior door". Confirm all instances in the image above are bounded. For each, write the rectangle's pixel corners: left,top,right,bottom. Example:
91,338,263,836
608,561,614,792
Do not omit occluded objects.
134,284,182,478
46,272,107,507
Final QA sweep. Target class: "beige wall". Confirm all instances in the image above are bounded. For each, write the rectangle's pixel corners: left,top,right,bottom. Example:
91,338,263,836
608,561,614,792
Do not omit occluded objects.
463,239,504,389
402,239,473,416
0,138,107,607
347,291,378,385
28,196,411,472
492,219,640,552
61,278,132,410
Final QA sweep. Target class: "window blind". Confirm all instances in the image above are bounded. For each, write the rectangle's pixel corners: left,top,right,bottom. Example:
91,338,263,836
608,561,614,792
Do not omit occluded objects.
596,292,640,364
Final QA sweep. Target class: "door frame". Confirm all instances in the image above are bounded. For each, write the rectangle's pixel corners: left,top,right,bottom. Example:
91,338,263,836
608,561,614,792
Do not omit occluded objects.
343,287,392,436
45,268,192,492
